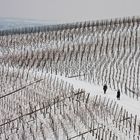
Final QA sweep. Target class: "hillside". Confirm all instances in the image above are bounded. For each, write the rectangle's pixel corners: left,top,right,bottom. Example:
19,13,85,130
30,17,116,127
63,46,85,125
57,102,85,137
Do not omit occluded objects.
0,16,140,140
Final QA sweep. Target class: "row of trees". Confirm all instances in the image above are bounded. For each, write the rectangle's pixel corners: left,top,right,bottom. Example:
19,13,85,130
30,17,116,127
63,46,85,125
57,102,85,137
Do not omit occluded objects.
1,17,140,99
0,79,139,139
0,16,140,36
0,16,140,139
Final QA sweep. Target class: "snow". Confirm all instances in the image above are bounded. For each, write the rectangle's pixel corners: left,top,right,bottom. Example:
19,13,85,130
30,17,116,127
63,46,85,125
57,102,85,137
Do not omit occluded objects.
0,17,140,139
54,74,140,119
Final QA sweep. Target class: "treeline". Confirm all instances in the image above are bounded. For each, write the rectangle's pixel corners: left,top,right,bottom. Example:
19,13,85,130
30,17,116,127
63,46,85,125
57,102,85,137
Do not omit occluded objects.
0,16,140,36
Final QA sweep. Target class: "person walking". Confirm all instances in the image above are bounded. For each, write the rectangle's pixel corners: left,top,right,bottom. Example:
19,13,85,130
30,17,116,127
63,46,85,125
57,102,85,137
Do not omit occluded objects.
117,90,120,100
103,84,107,94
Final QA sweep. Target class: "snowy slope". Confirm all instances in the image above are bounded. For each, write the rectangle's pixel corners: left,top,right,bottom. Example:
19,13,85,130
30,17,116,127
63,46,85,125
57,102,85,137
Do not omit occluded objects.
54,74,140,119
0,17,140,140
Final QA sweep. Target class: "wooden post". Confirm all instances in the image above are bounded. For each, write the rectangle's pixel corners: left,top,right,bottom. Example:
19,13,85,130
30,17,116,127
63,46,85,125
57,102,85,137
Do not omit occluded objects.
134,115,137,133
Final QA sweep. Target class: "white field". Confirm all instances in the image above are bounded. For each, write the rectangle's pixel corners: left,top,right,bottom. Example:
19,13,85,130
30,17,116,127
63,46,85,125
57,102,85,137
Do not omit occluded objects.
0,18,140,140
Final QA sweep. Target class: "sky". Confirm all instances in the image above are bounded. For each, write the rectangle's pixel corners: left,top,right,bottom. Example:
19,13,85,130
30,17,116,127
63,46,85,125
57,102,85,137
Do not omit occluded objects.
0,0,140,23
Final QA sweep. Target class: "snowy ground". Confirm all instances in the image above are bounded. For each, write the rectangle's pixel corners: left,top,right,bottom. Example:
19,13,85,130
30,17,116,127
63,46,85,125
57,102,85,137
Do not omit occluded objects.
54,74,140,119
0,17,140,139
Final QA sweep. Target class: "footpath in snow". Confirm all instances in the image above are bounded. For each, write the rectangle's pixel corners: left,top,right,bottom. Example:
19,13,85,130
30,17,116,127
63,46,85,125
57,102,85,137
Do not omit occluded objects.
52,74,140,119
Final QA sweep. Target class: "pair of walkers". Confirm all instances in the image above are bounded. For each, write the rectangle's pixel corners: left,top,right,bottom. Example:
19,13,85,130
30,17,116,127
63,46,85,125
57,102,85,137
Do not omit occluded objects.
103,84,120,100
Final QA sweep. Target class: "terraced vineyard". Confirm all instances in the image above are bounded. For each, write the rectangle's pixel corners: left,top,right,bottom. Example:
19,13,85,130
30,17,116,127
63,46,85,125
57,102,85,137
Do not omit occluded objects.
0,16,140,140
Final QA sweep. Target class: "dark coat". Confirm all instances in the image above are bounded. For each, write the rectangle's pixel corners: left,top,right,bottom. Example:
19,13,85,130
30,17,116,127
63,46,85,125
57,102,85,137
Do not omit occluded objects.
103,84,107,91
117,90,120,99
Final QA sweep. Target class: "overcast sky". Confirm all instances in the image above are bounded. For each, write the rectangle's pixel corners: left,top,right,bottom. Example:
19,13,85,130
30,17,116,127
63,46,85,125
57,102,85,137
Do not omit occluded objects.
0,0,140,23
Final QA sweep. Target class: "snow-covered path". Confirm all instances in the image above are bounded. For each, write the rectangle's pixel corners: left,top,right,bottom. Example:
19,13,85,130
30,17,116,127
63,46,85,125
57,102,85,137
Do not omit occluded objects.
53,74,140,119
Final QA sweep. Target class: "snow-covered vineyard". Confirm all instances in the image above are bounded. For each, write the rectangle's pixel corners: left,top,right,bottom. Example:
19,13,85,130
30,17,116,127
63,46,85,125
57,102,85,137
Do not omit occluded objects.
0,16,140,140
